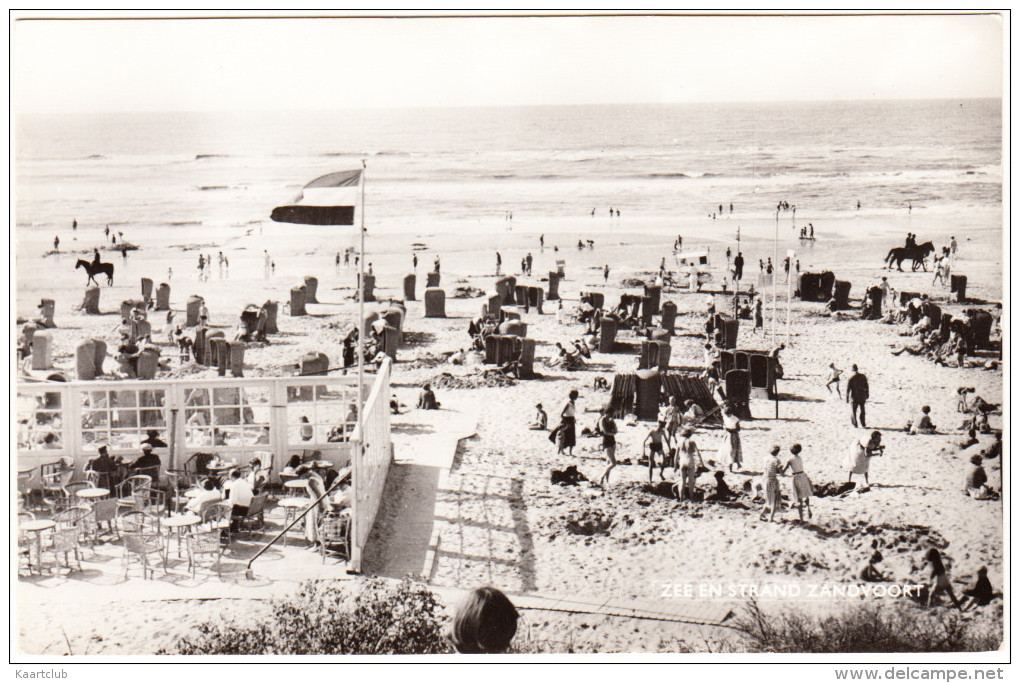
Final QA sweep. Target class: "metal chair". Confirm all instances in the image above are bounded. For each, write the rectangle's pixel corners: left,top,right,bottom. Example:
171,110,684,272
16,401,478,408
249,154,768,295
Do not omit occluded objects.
115,475,153,512
122,530,165,579
201,502,233,546
17,469,35,510
118,510,160,533
316,509,351,563
232,492,269,538
54,505,97,551
185,528,224,578
18,511,36,572
41,467,75,513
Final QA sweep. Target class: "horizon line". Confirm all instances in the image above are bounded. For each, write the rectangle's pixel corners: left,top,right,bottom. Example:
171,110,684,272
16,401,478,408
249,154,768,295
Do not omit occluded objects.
15,95,1004,117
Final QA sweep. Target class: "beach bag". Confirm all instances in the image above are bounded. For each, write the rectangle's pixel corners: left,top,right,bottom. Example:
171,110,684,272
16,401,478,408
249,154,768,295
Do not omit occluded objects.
548,424,561,443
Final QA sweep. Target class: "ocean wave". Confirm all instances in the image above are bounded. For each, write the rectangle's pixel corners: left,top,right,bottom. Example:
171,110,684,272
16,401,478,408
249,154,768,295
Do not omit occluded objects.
169,221,203,226
195,154,228,160
198,185,230,191
646,172,690,179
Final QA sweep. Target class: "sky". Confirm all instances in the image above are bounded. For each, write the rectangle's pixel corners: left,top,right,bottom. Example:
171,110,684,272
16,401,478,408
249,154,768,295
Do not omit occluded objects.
12,13,1005,113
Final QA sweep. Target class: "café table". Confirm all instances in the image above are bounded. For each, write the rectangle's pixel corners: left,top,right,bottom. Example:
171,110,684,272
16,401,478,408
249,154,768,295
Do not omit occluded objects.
76,487,110,504
206,461,236,474
283,479,309,495
20,519,56,573
163,513,203,558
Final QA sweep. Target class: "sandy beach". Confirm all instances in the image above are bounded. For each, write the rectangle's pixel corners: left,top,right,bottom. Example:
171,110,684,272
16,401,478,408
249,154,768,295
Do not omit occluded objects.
14,199,1004,653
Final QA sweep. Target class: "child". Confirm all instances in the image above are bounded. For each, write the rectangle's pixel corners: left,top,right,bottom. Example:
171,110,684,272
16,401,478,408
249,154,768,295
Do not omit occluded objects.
859,550,884,582
825,363,842,398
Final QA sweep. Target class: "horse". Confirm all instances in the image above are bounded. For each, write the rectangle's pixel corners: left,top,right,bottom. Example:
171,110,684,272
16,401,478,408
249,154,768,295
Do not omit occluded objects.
76,258,115,286
886,241,935,272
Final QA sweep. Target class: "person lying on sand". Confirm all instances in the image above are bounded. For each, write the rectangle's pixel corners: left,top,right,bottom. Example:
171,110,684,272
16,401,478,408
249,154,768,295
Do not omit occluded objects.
957,428,980,450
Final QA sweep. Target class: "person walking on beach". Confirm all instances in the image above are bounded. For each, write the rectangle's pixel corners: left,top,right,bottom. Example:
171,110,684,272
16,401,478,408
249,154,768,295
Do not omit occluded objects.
521,257,527,275
783,444,813,521
761,445,783,522
733,252,744,281
643,420,671,483
825,362,842,398
121,245,128,260
335,252,341,272
950,235,958,259
597,406,618,486
603,264,610,284
725,247,731,265
53,236,60,252
721,404,742,472
846,430,883,488
754,298,764,333
796,259,801,274
857,200,861,211
198,254,205,279
556,389,579,457
104,225,110,238
539,234,545,251
72,218,77,233
412,253,417,270
434,255,441,273
526,252,533,275
846,364,870,428
676,429,704,500
783,257,790,282
495,251,502,275
922,548,962,610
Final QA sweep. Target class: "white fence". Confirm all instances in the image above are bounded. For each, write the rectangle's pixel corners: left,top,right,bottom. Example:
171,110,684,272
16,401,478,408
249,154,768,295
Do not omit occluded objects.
350,357,392,572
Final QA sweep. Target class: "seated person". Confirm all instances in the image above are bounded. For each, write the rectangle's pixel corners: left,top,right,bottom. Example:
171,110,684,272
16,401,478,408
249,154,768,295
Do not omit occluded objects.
908,405,937,434
226,469,254,533
185,478,223,514
128,443,161,472
529,403,548,430
681,399,704,427
281,454,302,476
964,454,995,499
957,428,980,450
417,384,440,410
88,444,122,488
961,567,994,610
706,471,736,501
593,376,610,391
141,429,168,449
859,550,885,582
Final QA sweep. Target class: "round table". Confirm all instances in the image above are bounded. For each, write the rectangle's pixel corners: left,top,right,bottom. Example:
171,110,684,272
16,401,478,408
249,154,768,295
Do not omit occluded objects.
207,462,236,473
20,519,56,573
278,497,310,545
283,479,309,494
311,460,334,470
18,465,36,475
163,513,203,558
76,487,110,502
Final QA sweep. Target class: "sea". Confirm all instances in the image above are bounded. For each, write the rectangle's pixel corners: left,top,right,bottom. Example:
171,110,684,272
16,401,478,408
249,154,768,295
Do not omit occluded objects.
15,99,1002,236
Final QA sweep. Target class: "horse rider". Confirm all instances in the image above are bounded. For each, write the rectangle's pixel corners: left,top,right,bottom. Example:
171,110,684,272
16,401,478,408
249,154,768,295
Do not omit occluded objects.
92,248,102,267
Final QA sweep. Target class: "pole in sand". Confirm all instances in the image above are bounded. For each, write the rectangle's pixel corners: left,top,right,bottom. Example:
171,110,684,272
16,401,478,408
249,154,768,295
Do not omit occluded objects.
772,208,779,345
354,159,367,574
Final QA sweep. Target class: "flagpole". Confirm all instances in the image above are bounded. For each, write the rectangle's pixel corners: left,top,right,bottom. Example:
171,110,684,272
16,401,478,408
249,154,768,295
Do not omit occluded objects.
772,207,779,345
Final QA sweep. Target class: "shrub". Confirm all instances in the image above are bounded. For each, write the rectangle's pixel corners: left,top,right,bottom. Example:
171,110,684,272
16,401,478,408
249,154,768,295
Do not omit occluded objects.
734,600,1001,653
165,579,450,655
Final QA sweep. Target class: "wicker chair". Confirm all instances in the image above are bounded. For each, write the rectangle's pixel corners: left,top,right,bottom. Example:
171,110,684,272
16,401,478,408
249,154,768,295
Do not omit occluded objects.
18,511,35,572
231,492,269,539
118,510,160,533
316,509,352,564
115,475,152,512
92,498,120,542
185,528,224,578
50,526,84,572
122,530,165,579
